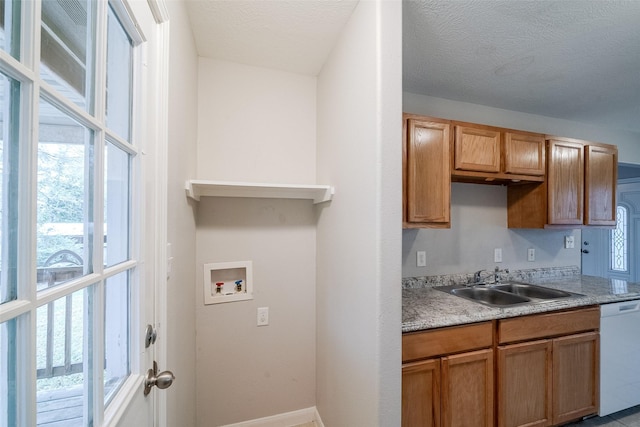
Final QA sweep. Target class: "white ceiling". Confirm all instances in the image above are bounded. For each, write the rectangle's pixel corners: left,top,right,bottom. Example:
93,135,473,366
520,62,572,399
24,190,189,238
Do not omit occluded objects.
184,0,358,75
184,0,640,133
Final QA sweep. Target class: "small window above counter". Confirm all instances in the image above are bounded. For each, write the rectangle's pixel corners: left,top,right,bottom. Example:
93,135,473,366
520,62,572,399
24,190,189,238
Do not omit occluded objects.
185,179,334,204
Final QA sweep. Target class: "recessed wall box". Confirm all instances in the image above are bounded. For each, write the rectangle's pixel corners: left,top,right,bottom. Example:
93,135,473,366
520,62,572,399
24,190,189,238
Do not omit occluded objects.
203,261,253,305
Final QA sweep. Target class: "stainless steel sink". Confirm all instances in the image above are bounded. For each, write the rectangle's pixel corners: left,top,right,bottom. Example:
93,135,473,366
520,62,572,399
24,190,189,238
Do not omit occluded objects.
451,287,530,306
490,282,573,299
436,281,583,308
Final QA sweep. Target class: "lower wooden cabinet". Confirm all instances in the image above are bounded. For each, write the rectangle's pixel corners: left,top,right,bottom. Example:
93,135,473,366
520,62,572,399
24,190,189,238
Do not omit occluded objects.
402,359,440,427
403,307,600,427
552,332,599,425
442,349,494,427
402,323,494,427
498,340,553,427
497,307,600,427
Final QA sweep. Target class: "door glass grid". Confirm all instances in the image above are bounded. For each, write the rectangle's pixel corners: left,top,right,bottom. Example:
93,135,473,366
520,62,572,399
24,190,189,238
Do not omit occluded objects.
0,72,20,306
610,205,628,272
104,141,130,267
104,270,130,405
36,286,94,427
37,98,94,291
0,1,143,424
1,317,18,427
106,4,132,141
0,0,21,59
40,0,94,112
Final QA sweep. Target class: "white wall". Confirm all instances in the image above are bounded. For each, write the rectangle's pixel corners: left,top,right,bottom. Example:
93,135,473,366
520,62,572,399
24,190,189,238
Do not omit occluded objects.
196,59,317,183
166,1,198,425
194,60,317,426
402,92,640,277
316,1,402,425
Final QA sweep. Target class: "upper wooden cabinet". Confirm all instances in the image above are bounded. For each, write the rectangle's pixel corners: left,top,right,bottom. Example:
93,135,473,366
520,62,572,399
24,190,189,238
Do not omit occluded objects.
454,125,501,173
452,123,545,183
585,144,618,226
547,138,585,225
402,113,618,229
504,132,546,176
403,114,451,228
508,137,618,229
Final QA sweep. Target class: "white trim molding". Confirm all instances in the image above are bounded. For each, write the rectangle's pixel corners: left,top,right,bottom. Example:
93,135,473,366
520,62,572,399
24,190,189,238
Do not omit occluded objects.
219,407,324,427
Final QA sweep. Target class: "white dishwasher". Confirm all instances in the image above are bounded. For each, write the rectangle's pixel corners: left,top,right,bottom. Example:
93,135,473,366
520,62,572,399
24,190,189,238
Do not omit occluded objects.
599,300,640,416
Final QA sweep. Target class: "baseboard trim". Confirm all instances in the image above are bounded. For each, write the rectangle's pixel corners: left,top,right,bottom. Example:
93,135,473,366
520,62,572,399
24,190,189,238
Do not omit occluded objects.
220,406,324,427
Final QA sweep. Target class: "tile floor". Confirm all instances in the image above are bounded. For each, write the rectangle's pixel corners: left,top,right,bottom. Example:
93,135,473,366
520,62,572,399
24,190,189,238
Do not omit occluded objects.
565,406,640,427
291,407,640,427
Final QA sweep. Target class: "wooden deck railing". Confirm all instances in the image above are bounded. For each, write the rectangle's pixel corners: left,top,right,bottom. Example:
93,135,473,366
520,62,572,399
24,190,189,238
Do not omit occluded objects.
36,263,84,380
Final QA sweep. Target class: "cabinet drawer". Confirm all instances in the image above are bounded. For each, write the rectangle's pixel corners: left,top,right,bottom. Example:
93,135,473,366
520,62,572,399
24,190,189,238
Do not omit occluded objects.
403,322,493,363
498,306,599,344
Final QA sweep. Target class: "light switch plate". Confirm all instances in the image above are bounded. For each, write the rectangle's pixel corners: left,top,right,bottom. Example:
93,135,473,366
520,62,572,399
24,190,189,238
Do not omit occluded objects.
527,248,535,262
257,307,269,326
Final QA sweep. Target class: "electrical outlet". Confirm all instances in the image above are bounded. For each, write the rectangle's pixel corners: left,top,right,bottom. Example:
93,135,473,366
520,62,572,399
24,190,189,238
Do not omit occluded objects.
527,248,535,262
494,248,502,263
564,235,575,249
417,251,427,267
257,307,269,326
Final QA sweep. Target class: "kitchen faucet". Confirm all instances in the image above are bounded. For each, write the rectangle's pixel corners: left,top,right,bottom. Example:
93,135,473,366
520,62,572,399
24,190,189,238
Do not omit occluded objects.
473,270,487,284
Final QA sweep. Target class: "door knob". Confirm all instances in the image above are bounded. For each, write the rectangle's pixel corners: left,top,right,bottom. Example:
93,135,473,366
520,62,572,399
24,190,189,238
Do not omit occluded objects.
582,249,590,254
144,361,175,396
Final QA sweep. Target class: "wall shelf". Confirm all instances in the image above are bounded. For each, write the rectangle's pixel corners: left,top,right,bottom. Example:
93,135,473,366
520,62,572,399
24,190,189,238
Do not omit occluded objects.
185,180,334,204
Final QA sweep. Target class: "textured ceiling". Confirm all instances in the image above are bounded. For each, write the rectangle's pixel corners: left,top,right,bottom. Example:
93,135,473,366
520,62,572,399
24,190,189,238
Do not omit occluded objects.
184,0,640,133
403,0,640,133
184,0,358,75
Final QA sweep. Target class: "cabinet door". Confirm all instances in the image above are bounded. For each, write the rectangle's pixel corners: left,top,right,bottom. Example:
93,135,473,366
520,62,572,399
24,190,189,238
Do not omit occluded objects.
402,359,441,427
442,349,493,427
585,144,617,226
405,119,451,226
498,340,552,427
504,132,545,176
547,139,584,225
552,332,599,425
454,126,501,173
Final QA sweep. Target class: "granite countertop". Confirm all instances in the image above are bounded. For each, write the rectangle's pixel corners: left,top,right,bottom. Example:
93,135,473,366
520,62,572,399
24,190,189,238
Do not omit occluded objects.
402,269,640,333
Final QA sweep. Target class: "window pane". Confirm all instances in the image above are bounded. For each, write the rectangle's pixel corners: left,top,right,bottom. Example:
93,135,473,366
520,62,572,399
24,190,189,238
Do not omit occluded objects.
105,142,130,266
1,317,18,426
0,73,19,305
37,99,94,291
37,287,94,427
40,0,94,112
106,5,132,140
104,271,130,405
0,0,20,59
